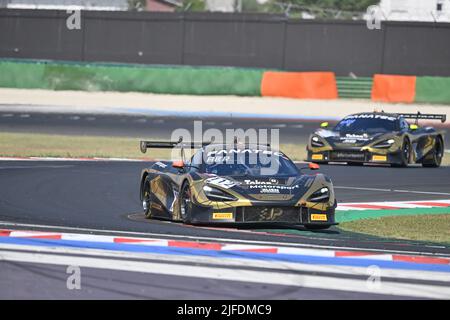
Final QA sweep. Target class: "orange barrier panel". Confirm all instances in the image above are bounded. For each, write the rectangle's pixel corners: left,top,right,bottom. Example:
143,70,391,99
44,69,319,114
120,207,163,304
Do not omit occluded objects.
371,74,416,103
260,71,338,99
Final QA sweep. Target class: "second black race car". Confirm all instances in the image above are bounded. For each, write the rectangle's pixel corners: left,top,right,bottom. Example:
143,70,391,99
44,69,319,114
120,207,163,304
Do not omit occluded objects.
139,139,337,229
307,111,446,167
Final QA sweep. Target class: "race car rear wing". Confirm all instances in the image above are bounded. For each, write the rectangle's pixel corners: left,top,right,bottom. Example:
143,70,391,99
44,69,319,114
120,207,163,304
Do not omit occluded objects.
140,137,272,154
398,112,446,124
140,138,210,154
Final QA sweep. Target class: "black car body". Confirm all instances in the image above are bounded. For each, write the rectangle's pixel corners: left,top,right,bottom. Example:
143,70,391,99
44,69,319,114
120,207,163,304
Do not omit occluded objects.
139,140,337,229
307,112,446,167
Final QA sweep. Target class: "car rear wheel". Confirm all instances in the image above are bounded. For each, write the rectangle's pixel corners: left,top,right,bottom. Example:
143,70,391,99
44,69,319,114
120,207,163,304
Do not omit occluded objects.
179,183,193,224
142,179,153,219
422,137,443,168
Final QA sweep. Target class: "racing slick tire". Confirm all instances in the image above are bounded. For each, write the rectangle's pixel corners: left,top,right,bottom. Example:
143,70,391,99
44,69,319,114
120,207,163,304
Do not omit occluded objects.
142,177,153,219
392,138,411,168
179,182,193,224
422,136,444,168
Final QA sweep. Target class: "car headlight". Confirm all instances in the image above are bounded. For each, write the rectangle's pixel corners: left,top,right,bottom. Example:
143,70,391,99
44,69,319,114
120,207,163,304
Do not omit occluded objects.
373,139,395,148
308,187,330,202
311,136,325,147
203,185,237,201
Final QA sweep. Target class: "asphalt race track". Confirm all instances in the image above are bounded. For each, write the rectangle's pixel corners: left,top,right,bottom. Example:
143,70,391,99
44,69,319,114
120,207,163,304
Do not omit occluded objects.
0,110,326,144
1,160,449,251
1,109,449,146
1,111,450,299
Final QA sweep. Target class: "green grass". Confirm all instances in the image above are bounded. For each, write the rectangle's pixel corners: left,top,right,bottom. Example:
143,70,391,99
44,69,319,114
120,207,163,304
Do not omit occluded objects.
0,132,308,161
339,214,450,244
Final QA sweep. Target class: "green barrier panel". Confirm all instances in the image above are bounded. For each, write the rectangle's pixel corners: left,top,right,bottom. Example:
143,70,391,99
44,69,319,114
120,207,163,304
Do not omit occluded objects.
0,61,47,89
415,76,450,104
336,77,373,99
0,60,264,96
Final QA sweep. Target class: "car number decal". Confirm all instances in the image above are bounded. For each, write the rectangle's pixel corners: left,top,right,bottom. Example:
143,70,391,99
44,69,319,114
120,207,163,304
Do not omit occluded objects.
205,177,238,189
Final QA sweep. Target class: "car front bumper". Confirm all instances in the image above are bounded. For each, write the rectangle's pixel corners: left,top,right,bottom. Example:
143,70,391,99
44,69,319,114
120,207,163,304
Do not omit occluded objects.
188,202,337,226
307,149,404,165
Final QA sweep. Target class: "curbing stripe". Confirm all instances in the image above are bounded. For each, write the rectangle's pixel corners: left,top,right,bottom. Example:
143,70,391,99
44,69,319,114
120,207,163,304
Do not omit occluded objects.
1,228,449,266
337,199,450,211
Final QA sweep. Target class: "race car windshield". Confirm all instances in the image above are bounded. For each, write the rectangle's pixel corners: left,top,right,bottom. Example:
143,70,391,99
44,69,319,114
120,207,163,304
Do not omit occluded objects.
334,117,397,133
199,152,298,176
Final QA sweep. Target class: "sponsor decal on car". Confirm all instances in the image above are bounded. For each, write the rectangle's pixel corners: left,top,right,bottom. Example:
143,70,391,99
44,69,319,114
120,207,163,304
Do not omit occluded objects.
260,188,281,194
249,185,299,190
206,149,284,157
212,212,233,219
311,154,324,160
340,133,371,143
343,114,397,121
372,155,387,161
243,179,279,185
260,207,284,221
311,213,327,221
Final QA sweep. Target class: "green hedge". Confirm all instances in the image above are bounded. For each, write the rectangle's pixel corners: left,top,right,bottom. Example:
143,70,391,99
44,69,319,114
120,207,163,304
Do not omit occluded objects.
415,76,450,104
0,60,264,96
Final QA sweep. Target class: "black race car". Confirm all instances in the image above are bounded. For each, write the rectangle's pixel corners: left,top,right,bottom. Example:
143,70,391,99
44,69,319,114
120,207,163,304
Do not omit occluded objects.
307,112,446,167
139,139,337,229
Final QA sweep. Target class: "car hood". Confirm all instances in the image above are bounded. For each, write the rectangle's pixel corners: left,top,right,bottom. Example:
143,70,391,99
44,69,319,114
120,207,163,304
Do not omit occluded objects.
317,129,392,148
201,174,317,197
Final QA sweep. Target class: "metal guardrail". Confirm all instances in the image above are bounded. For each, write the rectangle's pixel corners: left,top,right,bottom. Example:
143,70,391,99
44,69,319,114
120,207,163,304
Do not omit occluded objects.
336,77,373,99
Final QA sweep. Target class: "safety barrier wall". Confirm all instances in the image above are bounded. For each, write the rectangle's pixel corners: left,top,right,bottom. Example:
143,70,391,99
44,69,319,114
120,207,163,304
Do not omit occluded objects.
0,59,264,96
1,59,450,105
415,77,450,105
0,59,338,98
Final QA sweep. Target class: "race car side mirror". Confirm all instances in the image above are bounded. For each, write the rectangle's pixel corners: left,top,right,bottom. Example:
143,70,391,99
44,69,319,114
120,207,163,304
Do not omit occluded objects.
409,124,418,131
172,160,185,169
309,163,320,170
320,122,329,128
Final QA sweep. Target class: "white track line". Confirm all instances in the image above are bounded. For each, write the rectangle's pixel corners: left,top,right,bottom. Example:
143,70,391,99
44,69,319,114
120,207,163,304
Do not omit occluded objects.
1,249,449,299
1,221,449,257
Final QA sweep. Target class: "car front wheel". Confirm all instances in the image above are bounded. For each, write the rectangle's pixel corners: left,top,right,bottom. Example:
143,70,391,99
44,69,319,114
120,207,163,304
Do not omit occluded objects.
393,139,411,167
179,183,193,224
142,178,153,219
